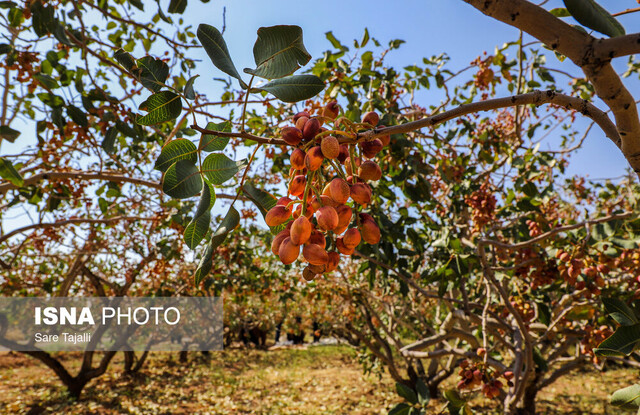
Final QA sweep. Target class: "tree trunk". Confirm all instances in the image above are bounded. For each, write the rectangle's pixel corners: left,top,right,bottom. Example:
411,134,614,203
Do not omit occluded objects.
514,385,538,415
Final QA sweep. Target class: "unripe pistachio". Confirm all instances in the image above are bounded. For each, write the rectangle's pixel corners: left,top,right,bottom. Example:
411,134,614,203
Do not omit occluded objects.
316,206,339,231
362,111,379,126
350,183,372,205
322,101,340,120
295,116,309,131
337,145,350,163
302,117,321,141
343,228,362,249
305,146,324,171
265,205,291,227
360,219,381,244
271,230,290,255
303,243,329,265
278,237,299,265
290,148,306,170
329,178,350,204
358,160,382,181
321,136,340,159
336,205,353,228
290,216,312,245
360,138,383,158
288,175,306,198
281,126,303,146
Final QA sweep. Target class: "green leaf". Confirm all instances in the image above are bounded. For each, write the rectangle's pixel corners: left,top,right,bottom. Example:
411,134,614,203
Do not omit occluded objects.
184,211,210,249
199,121,231,152
168,0,187,14
0,125,20,142
101,127,117,155
550,7,571,17
114,49,137,71
388,403,411,415
184,75,198,100
602,297,639,326
194,206,240,285
325,31,349,52
194,241,214,286
202,153,239,185
154,138,198,172
184,184,214,249
128,0,144,11
611,384,640,410
244,25,311,79
162,160,202,199
443,389,466,409
256,75,324,103
211,206,240,250
37,93,64,108
137,91,182,125
563,0,625,37
396,383,418,405
66,105,88,128
30,1,55,37
0,156,24,187
360,28,370,48
415,379,430,406
136,56,169,92
594,324,640,356
197,24,247,89
34,73,59,89
242,183,277,217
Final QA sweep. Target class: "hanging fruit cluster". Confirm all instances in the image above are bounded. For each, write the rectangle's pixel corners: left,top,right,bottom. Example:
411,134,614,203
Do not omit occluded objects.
265,101,388,281
456,356,511,399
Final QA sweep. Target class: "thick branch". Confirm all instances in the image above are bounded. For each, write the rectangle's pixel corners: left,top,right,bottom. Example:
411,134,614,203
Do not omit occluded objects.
359,90,621,149
594,33,640,60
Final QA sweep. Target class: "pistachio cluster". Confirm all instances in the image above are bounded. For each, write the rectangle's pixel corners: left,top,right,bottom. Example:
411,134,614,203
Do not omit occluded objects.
266,102,389,280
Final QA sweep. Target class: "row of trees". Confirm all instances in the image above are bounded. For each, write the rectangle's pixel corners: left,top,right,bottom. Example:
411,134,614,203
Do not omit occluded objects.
1,0,640,414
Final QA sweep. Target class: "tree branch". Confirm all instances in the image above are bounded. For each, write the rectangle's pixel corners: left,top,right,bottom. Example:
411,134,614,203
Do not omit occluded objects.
359,90,621,149
0,170,241,201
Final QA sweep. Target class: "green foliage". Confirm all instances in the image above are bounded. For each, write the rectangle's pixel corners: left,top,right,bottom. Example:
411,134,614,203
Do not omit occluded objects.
184,183,215,249
610,384,640,411
195,206,240,284
257,75,325,102
154,138,198,173
135,56,170,92
0,157,23,187
0,125,20,142
563,0,625,37
162,159,203,199
199,121,231,152
197,24,248,89
201,153,240,185
245,25,312,79
137,91,182,125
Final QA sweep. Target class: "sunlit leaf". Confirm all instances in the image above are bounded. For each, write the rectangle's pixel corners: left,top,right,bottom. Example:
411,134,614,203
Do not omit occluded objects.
137,91,182,125
197,24,247,89
162,159,202,199
244,25,311,79
154,138,198,172
256,75,324,103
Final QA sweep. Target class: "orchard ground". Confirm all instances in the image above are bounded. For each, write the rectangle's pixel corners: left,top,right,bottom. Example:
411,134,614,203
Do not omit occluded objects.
0,345,636,414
